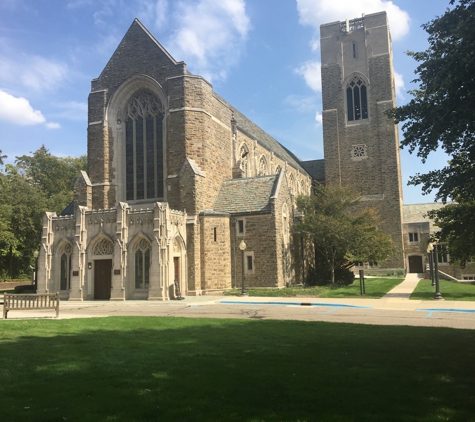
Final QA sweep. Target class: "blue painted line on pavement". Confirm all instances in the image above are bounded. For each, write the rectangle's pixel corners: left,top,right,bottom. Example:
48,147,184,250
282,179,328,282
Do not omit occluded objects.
326,307,339,314
417,308,475,318
220,300,372,310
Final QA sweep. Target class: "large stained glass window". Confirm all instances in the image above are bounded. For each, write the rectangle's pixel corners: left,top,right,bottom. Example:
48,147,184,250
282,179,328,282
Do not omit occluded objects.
125,91,164,201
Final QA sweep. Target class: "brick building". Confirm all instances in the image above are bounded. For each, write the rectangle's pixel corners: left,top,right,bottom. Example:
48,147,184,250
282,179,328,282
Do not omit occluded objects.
37,18,312,300
37,11,418,300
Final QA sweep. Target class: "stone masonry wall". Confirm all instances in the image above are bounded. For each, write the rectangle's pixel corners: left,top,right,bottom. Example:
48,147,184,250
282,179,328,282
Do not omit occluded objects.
199,214,231,291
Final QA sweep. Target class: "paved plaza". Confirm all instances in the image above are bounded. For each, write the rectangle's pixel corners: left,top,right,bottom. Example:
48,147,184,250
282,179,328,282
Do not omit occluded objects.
2,274,475,329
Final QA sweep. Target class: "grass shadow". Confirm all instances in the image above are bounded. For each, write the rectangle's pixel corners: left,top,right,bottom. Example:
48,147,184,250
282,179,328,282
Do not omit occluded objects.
1,317,475,421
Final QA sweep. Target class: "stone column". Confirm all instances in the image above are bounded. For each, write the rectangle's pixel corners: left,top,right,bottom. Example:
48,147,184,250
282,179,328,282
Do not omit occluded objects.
69,207,87,301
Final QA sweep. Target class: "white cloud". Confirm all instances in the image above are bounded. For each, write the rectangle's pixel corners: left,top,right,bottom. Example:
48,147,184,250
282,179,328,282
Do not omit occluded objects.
137,0,169,30
66,0,92,9
296,0,410,41
284,94,317,113
167,0,251,82
315,111,322,124
295,61,322,93
0,54,68,92
394,71,406,101
0,89,45,125
46,122,61,129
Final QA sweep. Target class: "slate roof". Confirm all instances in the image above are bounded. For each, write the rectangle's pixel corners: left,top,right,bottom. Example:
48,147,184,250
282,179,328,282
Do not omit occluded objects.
214,175,279,214
403,203,446,224
60,201,74,216
213,93,311,177
300,159,325,182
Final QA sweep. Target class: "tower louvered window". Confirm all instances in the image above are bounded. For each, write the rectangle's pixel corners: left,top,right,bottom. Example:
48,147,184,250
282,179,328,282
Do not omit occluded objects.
346,76,368,122
125,91,164,201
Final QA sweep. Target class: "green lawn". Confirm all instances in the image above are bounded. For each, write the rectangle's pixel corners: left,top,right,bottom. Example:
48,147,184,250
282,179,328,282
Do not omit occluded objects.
411,279,475,301
2,317,474,421
225,278,403,299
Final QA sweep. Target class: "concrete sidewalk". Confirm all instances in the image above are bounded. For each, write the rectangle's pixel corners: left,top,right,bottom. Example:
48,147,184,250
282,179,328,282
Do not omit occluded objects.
381,272,422,300
3,275,475,325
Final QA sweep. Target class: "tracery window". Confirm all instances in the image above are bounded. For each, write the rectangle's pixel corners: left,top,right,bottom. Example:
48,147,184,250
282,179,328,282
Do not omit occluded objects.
239,144,249,177
258,156,267,176
93,238,114,255
135,238,151,289
125,91,164,201
275,165,281,174
282,204,289,245
346,76,368,122
352,144,367,160
288,173,294,195
60,243,72,290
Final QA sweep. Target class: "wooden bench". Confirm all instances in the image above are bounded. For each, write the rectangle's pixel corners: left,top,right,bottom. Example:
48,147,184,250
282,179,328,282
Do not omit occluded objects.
3,292,60,319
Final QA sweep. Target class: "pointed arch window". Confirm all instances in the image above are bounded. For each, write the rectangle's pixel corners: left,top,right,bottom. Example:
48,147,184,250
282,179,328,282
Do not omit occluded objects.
135,239,151,289
239,144,249,177
346,76,368,122
125,91,164,201
288,173,295,196
60,243,72,290
258,156,267,176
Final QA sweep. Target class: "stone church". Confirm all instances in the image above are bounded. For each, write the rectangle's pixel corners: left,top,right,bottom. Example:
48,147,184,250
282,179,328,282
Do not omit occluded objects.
37,11,406,300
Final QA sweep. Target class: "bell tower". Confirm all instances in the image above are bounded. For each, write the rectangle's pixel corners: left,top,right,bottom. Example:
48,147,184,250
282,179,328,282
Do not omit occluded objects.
320,11,404,268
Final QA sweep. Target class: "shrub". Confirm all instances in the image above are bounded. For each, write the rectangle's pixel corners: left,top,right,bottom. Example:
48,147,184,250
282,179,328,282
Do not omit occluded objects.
14,285,36,294
306,265,354,286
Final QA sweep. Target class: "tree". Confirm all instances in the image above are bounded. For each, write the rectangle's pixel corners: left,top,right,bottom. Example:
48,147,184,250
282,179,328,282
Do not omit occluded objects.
426,201,475,267
294,184,395,285
0,166,47,278
387,1,475,261
0,147,87,278
15,145,87,214
387,0,475,203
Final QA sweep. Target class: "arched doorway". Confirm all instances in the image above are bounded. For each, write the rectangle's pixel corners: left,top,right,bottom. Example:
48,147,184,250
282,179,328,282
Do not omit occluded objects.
91,237,114,300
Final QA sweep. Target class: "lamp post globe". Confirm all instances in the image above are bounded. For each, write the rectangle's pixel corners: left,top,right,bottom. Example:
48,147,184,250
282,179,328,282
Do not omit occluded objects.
33,250,39,292
238,241,247,296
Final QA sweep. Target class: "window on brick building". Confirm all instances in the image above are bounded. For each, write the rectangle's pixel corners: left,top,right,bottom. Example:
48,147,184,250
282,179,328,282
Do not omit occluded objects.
245,252,254,274
239,144,249,177
282,204,289,246
258,155,267,176
436,244,449,264
236,219,245,236
125,90,164,201
346,76,368,122
408,232,419,243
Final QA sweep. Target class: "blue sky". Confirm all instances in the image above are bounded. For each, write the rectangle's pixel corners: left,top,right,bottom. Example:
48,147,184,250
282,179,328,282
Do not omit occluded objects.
0,0,454,204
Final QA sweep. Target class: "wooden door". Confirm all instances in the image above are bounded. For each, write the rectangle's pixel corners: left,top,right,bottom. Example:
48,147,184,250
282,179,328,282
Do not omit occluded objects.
173,257,181,296
174,257,179,284
408,256,423,273
94,259,112,300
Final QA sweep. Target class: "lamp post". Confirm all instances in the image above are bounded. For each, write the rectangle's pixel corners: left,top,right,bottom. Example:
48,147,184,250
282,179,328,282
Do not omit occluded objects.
33,250,39,292
427,243,435,287
432,244,444,300
239,240,247,296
